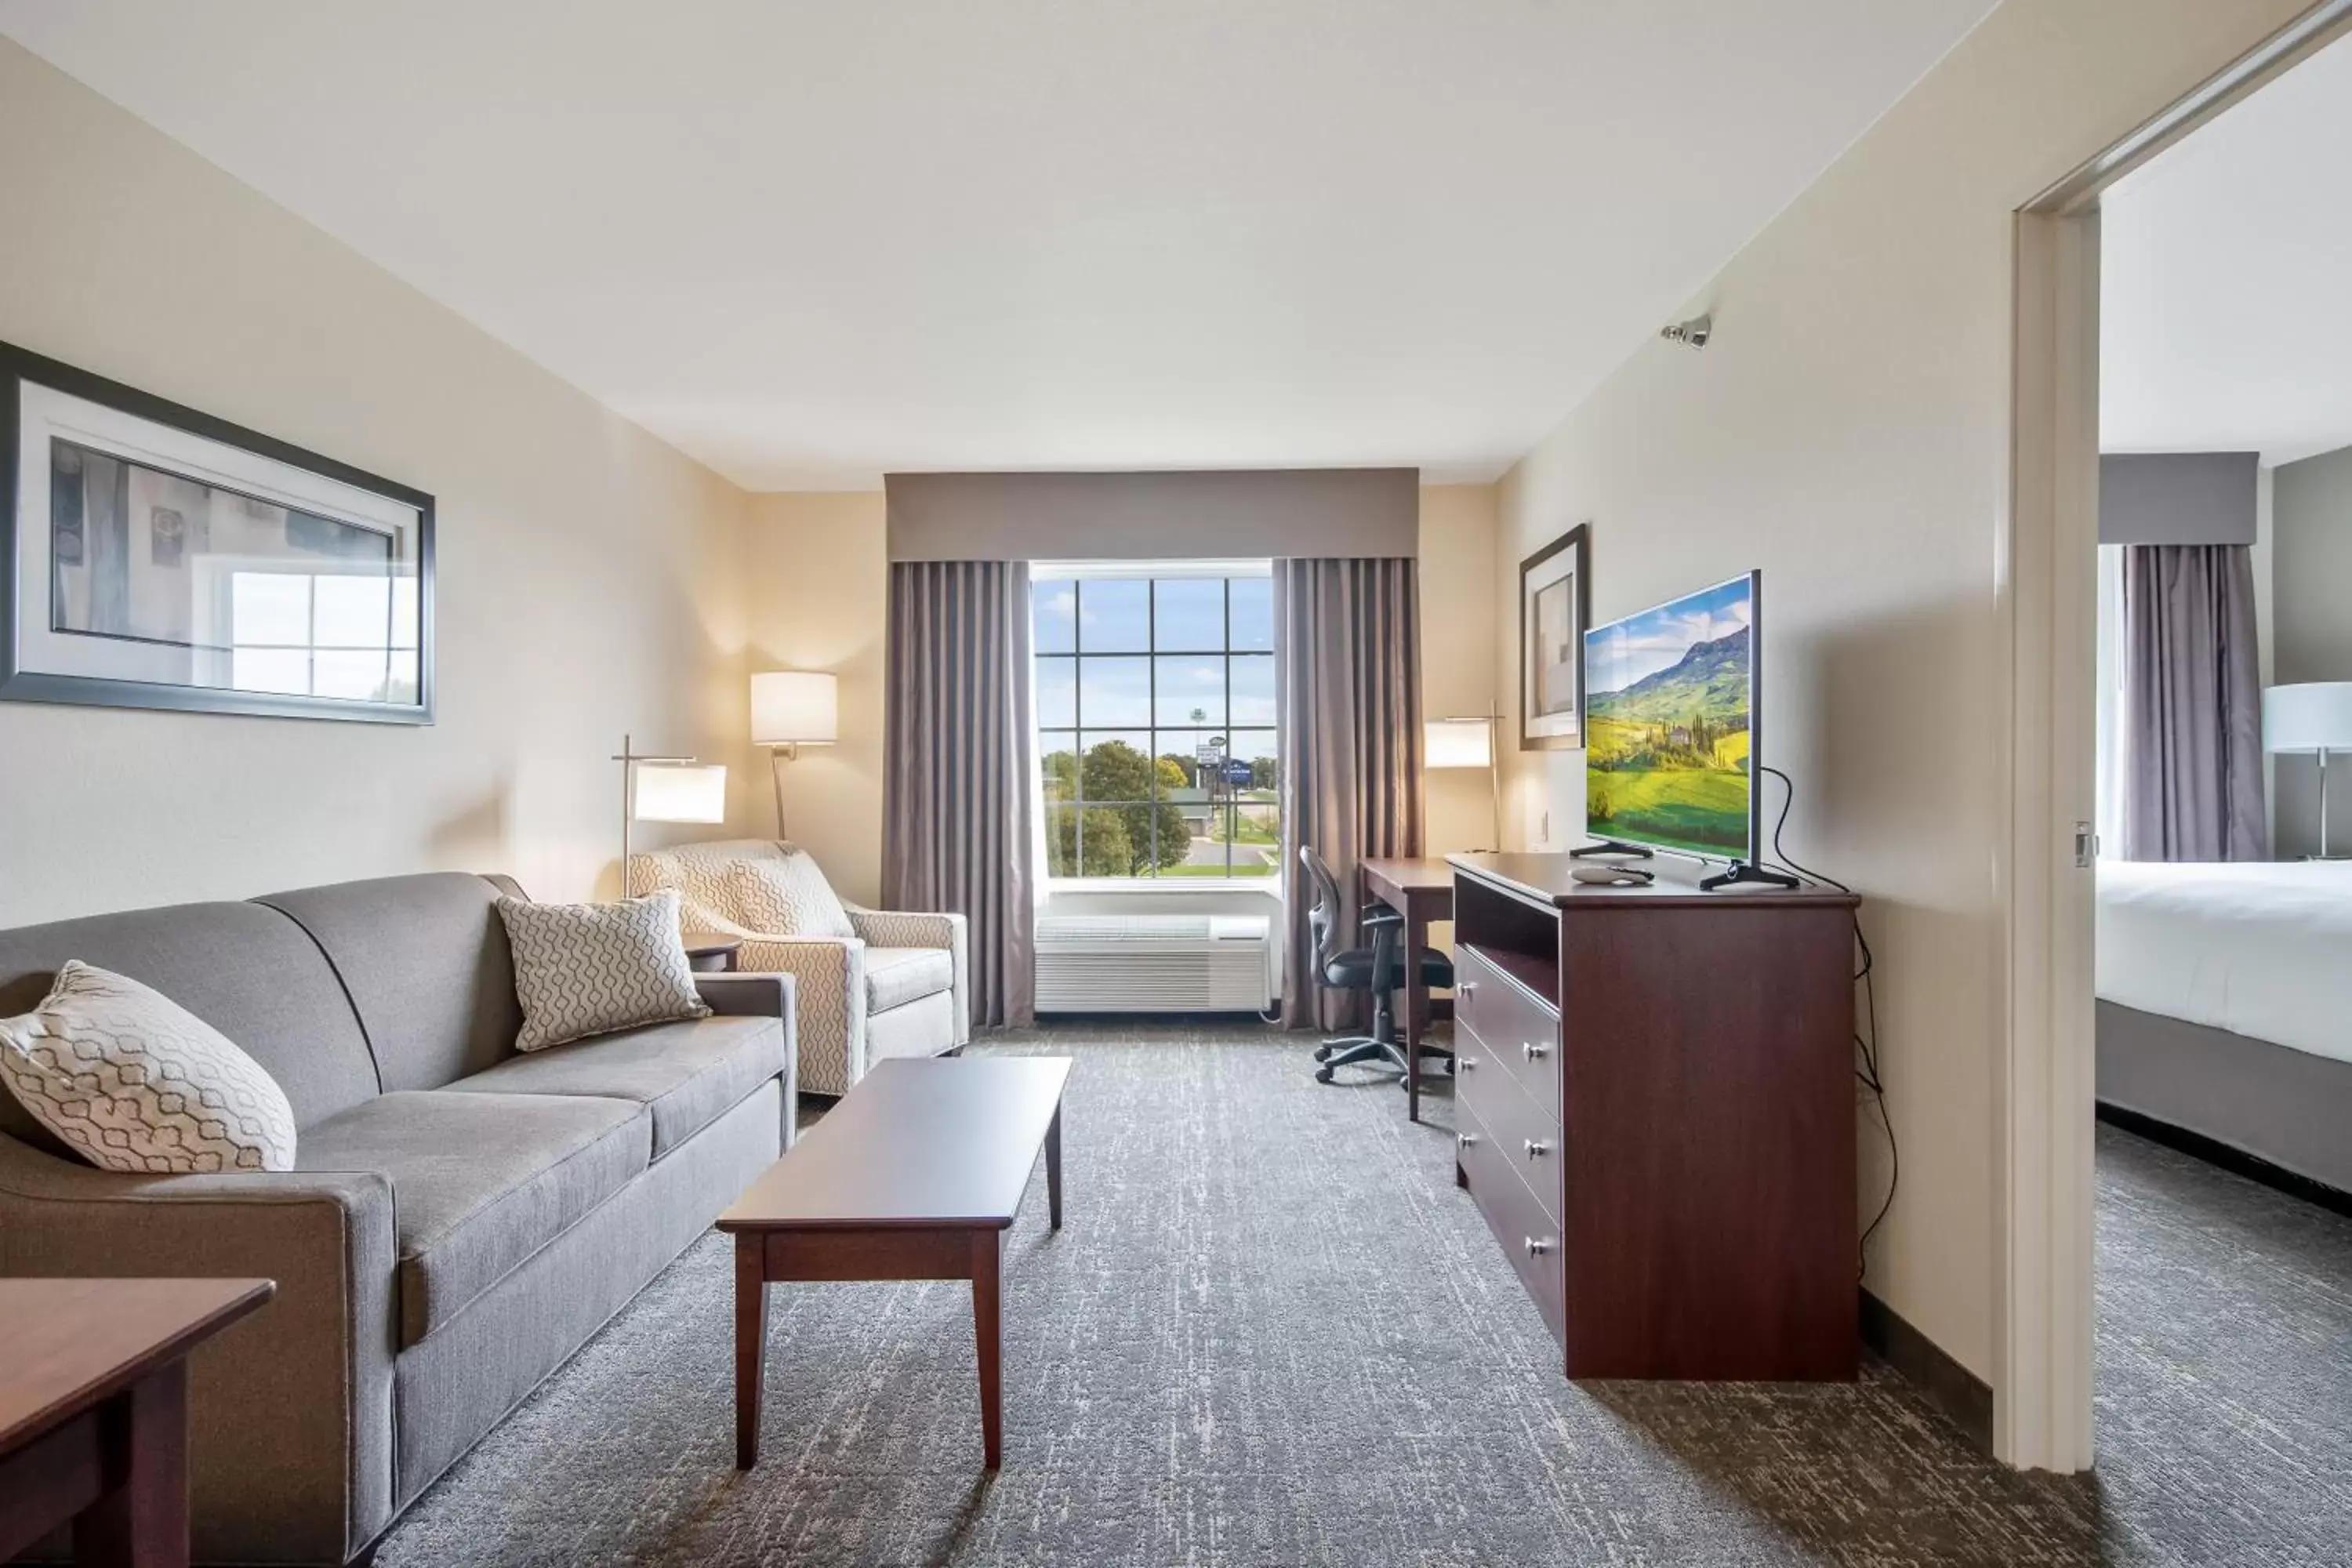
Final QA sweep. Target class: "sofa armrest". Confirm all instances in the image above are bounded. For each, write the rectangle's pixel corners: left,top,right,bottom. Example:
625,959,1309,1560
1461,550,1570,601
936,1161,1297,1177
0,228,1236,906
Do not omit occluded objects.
733,937,867,1095
0,1134,398,1566
695,972,800,1148
848,908,971,1046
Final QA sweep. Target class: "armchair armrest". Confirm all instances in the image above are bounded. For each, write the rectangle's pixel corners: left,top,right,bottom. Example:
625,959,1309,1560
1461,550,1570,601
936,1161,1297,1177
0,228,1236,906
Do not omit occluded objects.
695,972,800,1147
0,1134,398,1565
847,907,971,1046
732,936,867,1096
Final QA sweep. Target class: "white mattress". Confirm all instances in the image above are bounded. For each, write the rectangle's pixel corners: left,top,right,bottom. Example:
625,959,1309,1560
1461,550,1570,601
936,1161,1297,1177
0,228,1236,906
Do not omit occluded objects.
2096,858,2352,1066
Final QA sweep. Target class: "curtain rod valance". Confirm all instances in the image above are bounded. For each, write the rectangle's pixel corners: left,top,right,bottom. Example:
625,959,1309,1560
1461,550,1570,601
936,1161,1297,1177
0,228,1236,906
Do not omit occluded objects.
884,468,1419,562
2100,452,2259,546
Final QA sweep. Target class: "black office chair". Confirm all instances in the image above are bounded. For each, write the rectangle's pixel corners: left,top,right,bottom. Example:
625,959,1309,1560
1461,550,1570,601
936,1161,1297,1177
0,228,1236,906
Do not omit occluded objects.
1300,845,1455,1086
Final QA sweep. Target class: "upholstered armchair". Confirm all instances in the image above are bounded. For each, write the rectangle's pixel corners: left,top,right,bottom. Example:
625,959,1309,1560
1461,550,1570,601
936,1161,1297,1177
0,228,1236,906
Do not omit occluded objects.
628,839,969,1095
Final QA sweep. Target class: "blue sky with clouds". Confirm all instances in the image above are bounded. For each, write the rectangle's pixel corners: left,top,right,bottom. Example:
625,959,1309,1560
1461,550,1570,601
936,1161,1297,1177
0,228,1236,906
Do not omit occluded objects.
1585,574,1753,695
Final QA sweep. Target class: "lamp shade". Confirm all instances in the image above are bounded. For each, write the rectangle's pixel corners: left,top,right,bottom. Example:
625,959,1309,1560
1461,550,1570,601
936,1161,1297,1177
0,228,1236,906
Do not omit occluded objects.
632,762,727,823
2263,682,2352,753
752,670,838,746
1425,717,1494,770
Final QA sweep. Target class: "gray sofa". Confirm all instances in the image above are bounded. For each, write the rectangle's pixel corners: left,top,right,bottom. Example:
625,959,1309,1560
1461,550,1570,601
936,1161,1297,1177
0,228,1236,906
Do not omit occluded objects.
0,872,797,1566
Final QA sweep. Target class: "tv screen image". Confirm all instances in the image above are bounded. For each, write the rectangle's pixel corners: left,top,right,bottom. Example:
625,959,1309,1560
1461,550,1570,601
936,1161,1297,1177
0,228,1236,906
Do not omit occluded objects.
1583,571,1759,860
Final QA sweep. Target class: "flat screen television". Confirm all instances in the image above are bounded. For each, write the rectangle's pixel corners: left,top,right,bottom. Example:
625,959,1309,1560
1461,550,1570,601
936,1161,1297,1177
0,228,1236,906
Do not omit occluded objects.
1582,570,1763,868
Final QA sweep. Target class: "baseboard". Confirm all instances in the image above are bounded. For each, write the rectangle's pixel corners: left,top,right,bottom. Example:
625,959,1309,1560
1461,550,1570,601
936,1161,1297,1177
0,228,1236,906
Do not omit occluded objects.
2096,1102,2352,1221
1859,1287,1992,1454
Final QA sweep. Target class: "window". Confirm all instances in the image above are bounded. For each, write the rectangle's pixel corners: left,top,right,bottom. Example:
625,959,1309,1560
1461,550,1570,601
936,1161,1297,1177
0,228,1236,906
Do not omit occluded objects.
229,570,421,702
1033,563,1279,880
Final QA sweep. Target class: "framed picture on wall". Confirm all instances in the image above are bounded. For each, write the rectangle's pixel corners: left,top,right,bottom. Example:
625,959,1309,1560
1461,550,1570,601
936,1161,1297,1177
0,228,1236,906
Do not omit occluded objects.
1,339,434,724
1519,522,1588,750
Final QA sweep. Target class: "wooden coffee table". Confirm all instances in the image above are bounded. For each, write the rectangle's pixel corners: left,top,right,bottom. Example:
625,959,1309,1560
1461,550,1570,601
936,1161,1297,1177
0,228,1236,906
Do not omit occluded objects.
717,1054,1072,1472
0,1277,274,1568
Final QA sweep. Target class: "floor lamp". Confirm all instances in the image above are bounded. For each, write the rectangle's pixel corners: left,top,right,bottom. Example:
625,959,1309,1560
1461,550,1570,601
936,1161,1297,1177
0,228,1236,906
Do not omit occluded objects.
1425,713,1500,851
612,735,726,891
751,670,838,838
2263,681,2352,859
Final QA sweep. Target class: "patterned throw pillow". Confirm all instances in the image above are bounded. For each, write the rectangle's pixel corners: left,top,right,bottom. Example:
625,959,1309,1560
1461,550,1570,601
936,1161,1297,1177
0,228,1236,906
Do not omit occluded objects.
495,889,711,1052
0,961,297,1174
728,850,855,938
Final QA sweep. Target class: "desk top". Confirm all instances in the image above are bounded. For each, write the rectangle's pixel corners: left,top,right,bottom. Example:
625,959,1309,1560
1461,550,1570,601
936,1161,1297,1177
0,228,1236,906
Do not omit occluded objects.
1449,851,1860,910
1360,856,1457,895
0,1277,274,1454
720,1057,1072,1232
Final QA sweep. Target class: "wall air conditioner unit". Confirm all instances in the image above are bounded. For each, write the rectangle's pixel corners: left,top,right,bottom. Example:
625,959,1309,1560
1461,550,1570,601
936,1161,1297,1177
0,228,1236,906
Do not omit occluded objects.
1034,914,1272,1014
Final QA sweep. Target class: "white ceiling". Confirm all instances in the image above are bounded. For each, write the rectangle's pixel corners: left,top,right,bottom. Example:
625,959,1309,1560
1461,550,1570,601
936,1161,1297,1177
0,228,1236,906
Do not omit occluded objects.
0,1,1998,491
2102,33,2352,466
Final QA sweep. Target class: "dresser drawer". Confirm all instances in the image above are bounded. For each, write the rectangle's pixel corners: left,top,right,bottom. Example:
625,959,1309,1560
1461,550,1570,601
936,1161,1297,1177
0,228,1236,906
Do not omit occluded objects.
1455,1098,1566,1346
1454,945,1563,1116
1457,1029,1562,1224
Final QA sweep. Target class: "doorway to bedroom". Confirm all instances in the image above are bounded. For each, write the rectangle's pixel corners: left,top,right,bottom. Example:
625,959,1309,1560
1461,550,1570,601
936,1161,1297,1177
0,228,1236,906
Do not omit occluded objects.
2085,20,2352,1528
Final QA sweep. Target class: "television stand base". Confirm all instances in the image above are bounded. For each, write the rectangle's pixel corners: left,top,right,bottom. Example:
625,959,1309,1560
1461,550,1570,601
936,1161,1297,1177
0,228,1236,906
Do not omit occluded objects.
1700,861,1802,892
1570,840,1656,860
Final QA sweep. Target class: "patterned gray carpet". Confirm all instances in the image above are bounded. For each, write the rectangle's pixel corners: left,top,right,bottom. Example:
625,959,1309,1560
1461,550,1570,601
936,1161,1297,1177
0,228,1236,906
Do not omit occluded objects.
372,1024,2352,1566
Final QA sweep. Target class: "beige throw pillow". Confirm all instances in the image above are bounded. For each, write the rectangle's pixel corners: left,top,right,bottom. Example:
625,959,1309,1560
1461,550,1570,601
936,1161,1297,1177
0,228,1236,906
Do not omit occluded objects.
496,889,711,1052
0,961,297,1174
728,850,855,938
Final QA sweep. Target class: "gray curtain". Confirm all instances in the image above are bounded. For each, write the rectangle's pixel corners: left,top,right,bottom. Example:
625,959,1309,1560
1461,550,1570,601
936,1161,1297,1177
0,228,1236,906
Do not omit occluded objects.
2120,543,2265,862
1275,557,1424,1029
884,560,1036,1027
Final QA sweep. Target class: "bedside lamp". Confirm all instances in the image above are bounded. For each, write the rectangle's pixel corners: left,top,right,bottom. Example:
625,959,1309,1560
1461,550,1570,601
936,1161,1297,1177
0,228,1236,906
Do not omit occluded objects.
752,670,838,836
612,734,726,891
2264,681,2352,859
1425,714,1499,851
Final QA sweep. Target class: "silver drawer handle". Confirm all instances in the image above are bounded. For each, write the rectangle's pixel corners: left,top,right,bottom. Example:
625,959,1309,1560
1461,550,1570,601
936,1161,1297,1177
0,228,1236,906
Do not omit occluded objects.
1523,1041,1550,1062
1525,1236,1555,1258
1457,1133,1479,1151
1458,1054,1479,1072
1523,1138,1552,1160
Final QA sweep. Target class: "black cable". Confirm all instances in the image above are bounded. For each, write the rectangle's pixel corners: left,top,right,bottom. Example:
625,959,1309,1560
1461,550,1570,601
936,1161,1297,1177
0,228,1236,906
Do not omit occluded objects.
1757,764,1897,1280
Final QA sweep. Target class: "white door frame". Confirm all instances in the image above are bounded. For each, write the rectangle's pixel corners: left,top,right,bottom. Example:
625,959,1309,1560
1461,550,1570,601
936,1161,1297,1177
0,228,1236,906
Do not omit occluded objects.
1997,0,2352,1472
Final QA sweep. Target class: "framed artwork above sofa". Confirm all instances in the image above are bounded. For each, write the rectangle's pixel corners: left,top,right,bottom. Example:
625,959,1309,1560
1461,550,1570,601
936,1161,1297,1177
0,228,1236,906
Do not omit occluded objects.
0,339,435,724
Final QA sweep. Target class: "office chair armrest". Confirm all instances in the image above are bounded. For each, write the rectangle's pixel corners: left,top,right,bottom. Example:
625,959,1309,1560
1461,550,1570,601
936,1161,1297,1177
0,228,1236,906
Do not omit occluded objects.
1360,908,1403,931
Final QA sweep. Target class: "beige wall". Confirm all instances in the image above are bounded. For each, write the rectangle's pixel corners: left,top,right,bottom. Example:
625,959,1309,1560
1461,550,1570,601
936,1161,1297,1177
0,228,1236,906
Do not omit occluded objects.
744,492,890,906
743,485,1501,909
0,40,753,926
1488,0,2312,1381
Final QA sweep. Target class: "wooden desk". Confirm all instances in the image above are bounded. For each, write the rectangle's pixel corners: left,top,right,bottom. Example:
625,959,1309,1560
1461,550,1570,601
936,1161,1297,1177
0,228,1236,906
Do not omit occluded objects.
718,1056,1071,1472
1359,856,1456,1123
0,1277,274,1568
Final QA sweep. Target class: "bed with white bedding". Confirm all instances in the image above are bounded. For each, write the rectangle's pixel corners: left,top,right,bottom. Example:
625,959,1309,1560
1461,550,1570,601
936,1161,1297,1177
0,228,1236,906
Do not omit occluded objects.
2096,858,2352,1192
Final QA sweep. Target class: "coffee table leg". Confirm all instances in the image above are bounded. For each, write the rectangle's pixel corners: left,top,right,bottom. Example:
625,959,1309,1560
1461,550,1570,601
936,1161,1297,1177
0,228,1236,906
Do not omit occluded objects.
1045,1103,1063,1230
971,1230,1002,1470
72,1362,188,1568
734,1236,769,1470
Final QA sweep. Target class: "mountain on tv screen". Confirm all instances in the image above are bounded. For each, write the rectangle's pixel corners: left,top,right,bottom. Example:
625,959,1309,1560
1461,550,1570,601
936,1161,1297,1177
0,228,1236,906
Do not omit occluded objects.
1583,572,1757,859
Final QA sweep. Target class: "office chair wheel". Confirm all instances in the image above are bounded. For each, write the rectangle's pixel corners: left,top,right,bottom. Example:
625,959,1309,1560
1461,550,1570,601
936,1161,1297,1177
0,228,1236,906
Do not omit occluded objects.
1313,1042,1338,1062
1315,1064,1337,1083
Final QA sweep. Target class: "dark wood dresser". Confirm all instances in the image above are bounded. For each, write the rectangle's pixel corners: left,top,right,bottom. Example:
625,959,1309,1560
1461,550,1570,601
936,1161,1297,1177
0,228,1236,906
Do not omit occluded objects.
1446,851,1861,1381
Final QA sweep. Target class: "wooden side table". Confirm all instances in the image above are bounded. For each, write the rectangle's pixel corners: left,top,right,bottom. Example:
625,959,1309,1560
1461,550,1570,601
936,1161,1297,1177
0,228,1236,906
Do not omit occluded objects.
0,1276,274,1568
682,934,743,973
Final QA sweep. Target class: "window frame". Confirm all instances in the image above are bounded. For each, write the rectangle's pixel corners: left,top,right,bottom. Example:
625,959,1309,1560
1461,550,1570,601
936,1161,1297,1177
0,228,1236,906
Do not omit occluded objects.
1033,559,1279,893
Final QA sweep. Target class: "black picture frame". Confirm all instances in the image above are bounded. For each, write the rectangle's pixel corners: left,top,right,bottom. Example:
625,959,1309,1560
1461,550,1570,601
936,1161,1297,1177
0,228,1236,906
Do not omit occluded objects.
0,339,435,724
1518,522,1589,751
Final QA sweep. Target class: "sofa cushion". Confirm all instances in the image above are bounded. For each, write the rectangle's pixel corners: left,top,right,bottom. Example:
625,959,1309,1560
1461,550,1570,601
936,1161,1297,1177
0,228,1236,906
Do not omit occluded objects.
441,1015,785,1160
495,891,710,1051
296,1090,650,1346
256,873,524,1093
866,947,955,1013
0,960,298,1174
0,900,380,1134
